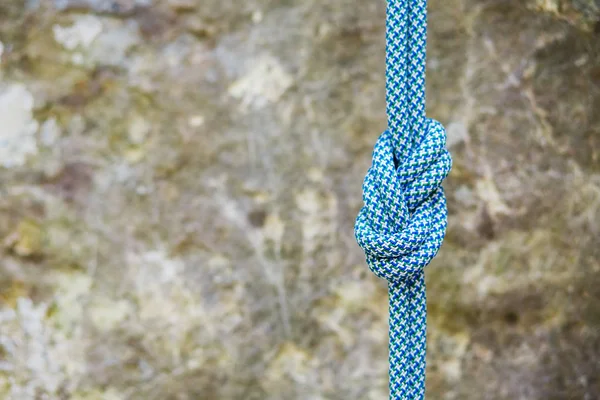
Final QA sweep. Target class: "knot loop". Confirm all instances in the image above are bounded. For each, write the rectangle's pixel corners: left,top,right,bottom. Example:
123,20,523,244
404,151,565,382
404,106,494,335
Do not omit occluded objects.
355,118,452,283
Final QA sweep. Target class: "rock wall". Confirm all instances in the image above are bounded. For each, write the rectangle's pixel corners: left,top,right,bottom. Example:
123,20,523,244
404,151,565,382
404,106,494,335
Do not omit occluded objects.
0,0,598,399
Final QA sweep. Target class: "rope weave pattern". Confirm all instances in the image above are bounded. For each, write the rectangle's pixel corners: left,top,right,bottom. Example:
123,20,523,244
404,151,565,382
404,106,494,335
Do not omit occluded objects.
354,0,452,398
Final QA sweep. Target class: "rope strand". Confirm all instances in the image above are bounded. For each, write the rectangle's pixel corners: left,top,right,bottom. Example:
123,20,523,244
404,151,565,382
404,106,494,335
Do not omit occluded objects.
354,1,452,398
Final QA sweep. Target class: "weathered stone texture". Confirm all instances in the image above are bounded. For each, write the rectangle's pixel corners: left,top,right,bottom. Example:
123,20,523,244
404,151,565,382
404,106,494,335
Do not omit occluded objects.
0,0,598,399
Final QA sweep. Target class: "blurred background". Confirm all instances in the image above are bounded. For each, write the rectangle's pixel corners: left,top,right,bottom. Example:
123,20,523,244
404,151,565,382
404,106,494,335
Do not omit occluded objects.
0,0,599,399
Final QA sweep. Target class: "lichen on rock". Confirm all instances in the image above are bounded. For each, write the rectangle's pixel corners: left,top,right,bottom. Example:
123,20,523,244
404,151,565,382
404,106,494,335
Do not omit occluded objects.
0,84,39,168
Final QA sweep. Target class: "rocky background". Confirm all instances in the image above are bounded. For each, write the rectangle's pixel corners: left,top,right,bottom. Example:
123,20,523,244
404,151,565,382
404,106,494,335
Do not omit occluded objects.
0,0,599,399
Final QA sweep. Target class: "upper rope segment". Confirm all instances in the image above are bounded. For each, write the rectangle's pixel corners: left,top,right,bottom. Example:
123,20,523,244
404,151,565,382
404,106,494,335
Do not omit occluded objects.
353,0,452,398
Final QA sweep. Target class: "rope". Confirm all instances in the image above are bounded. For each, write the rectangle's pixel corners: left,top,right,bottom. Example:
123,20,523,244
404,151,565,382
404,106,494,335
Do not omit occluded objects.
354,0,452,398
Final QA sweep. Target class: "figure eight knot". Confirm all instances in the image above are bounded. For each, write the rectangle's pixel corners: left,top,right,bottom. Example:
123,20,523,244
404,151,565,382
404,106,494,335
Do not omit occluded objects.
354,119,452,283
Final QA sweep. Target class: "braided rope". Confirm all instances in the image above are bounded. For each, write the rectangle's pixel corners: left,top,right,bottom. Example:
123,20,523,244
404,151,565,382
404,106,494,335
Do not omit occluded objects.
354,1,452,398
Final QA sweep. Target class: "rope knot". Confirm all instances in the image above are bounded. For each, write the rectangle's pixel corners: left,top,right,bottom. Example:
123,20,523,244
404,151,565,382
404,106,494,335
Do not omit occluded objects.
355,118,452,283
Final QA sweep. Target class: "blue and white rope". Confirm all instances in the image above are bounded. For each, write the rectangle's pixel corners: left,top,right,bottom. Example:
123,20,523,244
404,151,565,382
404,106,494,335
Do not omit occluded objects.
354,0,452,398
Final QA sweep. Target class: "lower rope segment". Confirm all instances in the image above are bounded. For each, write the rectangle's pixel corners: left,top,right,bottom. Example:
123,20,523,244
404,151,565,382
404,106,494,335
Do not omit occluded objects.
388,272,427,398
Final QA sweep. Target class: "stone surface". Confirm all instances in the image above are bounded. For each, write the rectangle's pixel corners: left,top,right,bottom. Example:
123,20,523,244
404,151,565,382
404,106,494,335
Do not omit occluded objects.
0,0,598,399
